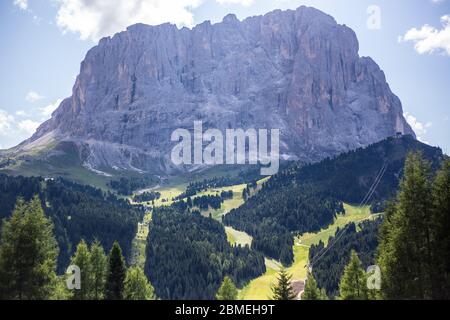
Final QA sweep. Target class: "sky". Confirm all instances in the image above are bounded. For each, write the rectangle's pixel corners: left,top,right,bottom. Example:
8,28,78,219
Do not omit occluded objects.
0,0,449,153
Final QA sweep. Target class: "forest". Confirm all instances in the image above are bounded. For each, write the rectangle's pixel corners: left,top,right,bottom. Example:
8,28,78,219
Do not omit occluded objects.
0,174,144,272
223,136,444,266
309,219,382,297
145,206,266,299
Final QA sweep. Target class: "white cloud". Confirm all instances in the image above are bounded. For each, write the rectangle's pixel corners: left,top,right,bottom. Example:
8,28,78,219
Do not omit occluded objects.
399,15,450,56
13,0,28,10
25,90,45,102
216,0,254,6
404,112,432,143
0,110,15,136
18,119,40,135
38,98,62,119
55,0,203,42
0,98,62,144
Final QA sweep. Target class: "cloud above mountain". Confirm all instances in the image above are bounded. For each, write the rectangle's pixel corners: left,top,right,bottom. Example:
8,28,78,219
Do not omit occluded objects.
400,15,450,56
55,0,203,41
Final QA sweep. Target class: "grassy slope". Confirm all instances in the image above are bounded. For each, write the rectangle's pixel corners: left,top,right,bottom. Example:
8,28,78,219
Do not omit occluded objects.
238,203,375,300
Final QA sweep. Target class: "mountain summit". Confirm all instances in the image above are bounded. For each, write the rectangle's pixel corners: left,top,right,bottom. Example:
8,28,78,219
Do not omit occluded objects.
5,6,414,176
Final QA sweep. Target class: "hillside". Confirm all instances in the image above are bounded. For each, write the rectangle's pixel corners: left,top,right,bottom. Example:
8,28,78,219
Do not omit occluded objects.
0,174,144,272
223,135,444,265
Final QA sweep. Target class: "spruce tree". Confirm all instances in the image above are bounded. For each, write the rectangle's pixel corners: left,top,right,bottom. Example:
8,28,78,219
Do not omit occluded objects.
70,240,93,300
105,241,126,300
0,196,58,299
430,159,450,299
338,250,368,300
90,240,107,300
302,272,328,300
124,266,155,300
216,276,238,300
377,152,434,299
271,267,296,300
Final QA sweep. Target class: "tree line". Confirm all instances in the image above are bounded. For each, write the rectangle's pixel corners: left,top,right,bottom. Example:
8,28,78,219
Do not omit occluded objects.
223,136,443,267
0,196,154,300
145,206,266,299
305,153,450,300
0,175,144,272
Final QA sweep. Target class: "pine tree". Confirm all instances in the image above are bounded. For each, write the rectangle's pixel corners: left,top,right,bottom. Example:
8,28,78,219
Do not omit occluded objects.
124,267,155,300
338,250,368,300
90,240,107,300
271,267,296,300
0,196,58,299
70,240,93,300
302,272,328,300
51,276,71,300
430,159,450,299
216,276,238,300
105,241,126,300
377,152,434,299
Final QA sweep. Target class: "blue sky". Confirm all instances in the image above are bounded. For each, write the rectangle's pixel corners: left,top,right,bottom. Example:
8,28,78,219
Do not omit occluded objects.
0,0,449,153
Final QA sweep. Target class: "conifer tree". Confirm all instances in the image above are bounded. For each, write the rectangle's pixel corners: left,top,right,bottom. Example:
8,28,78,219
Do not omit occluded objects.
377,152,434,299
90,240,107,300
0,196,58,299
302,272,328,300
124,266,155,300
70,240,93,300
430,159,450,299
338,250,368,300
105,241,126,300
216,276,238,300
271,267,296,300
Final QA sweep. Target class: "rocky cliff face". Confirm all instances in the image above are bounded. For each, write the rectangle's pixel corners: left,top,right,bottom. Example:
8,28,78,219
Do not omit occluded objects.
16,6,414,174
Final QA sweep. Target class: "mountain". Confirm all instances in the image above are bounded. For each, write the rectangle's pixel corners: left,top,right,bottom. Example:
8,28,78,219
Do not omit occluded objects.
223,135,444,265
1,6,414,180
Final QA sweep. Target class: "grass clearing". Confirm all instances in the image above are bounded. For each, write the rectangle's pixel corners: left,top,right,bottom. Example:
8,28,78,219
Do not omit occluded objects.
225,226,252,247
239,203,375,300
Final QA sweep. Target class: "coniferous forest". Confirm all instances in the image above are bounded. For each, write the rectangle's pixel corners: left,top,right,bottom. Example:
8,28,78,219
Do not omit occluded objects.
145,206,266,299
0,136,448,301
0,174,144,271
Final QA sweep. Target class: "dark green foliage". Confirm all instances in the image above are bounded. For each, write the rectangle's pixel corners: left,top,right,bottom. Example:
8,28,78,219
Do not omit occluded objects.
430,160,450,299
105,242,126,300
309,219,381,297
224,183,342,265
176,172,260,199
271,268,296,300
377,153,450,299
124,267,155,300
302,272,328,300
338,251,368,300
145,206,266,300
220,190,233,200
90,240,107,300
0,174,144,272
192,194,223,210
216,276,238,300
224,136,443,266
132,191,161,203
108,176,158,195
70,240,93,300
0,196,58,299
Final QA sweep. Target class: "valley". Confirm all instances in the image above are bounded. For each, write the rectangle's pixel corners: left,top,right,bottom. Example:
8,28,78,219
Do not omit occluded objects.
130,171,377,300
238,204,376,300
